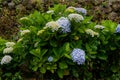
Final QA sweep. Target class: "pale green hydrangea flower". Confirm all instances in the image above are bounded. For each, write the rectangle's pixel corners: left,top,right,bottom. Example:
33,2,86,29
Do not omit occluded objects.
44,21,60,32
20,29,30,36
46,10,54,14
5,42,15,48
68,13,84,22
94,25,104,29
85,29,99,37
3,47,13,54
37,29,45,35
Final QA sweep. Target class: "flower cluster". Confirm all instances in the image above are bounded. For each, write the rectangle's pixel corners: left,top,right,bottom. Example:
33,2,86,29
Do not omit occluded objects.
3,47,13,54
37,29,45,35
44,21,60,32
85,29,99,37
1,55,12,65
94,25,105,29
116,24,120,33
3,42,15,54
46,10,54,14
66,6,75,13
48,56,53,62
68,13,84,22
5,42,15,48
20,29,30,36
75,8,87,15
71,48,85,65
1,42,15,65
57,17,71,33
66,7,87,15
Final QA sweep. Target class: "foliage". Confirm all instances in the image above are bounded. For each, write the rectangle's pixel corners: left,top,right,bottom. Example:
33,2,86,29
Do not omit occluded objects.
0,4,120,79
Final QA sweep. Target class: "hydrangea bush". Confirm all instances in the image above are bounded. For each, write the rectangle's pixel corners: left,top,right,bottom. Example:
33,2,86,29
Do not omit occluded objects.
0,4,120,79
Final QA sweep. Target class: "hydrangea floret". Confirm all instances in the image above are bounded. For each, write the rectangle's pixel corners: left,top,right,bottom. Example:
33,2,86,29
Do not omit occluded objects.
71,48,85,65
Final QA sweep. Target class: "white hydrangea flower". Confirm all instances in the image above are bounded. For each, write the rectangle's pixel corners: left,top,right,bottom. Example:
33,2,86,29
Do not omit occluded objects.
75,8,87,15
68,13,84,22
46,10,54,14
57,17,71,33
71,48,85,65
44,21,60,32
94,25,105,29
20,29,30,36
1,55,12,65
3,47,13,54
5,42,15,48
85,29,99,37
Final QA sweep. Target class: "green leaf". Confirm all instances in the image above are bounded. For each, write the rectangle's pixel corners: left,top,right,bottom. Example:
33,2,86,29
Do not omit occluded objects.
50,40,57,47
30,48,41,58
72,69,79,78
85,43,92,52
98,55,107,60
40,67,46,74
32,66,38,71
65,42,70,52
41,49,48,57
59,62,68,69
57,69,64,78
111,66,118,73
64,54,71,59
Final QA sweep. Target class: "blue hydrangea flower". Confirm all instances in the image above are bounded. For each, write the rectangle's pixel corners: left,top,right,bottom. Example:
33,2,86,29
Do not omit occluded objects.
116,24,120,33
48,56,53,62
57,17,71,33
71,48,85,65
75,8,87,15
